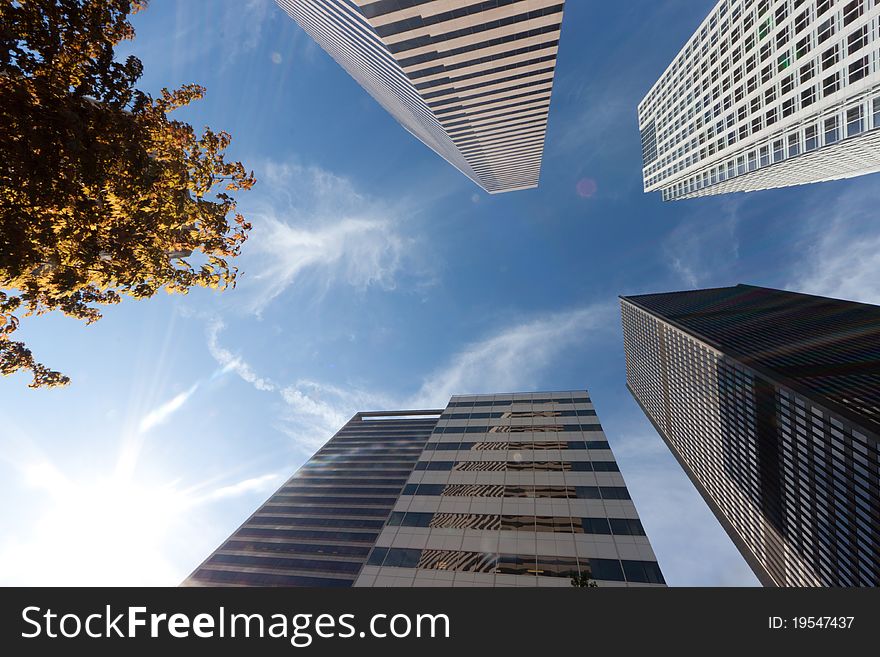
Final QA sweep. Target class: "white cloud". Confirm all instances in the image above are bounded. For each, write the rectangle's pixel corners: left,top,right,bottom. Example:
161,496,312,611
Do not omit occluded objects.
137,383,200,434
240,162,419,312
262,305,614,453
789,186,880,304
279,380,393,452
410,305,614,408
206,319,275,391
663,198,742,288
200,472,282,502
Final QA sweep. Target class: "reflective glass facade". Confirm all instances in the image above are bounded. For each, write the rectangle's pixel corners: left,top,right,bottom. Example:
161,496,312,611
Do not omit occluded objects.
356,391,664,587
183,411,440,586
621,285,880,586
185,392,665,587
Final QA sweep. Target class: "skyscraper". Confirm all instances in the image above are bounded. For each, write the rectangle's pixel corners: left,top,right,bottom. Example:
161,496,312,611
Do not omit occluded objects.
184,391,665,587
620,284,880,587
275,0,566,193
639,0,880,201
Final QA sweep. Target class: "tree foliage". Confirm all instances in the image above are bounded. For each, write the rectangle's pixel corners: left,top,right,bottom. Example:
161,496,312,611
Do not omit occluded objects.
570,572,599,588
0,0,255,387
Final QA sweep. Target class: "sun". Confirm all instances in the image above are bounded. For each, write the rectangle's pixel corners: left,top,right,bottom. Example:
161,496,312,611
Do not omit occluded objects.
1,461,192,586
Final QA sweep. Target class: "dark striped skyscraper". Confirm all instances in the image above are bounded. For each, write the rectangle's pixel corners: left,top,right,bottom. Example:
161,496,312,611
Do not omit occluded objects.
184,391,665,587
620,284,880,587
275,0,566,193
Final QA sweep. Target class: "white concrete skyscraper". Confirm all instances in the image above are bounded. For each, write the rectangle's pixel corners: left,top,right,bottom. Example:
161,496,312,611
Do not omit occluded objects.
640,0,880,201
275,0,566,194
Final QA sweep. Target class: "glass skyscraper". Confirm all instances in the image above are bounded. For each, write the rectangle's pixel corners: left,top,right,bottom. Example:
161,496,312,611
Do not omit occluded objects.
640,0,880,201
184,391,665,587
621,284,880,586
274,0,566,193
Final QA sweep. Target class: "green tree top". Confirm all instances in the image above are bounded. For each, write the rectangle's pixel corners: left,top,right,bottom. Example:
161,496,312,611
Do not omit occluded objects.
1,0,255,388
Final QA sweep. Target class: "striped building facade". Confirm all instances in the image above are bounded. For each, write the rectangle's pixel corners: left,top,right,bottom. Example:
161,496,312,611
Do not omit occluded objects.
184,410,440,587
184,392,665,587
275,0,566,193
621,285,880,586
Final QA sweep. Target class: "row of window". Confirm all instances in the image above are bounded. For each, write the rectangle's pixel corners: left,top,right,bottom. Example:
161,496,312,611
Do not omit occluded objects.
413,459,615,473
440,409,598,420
386,510,646,536
286,476,409,486
401,482,622,498
437,459,619,473
238,527,381,543
280,485,404,497
446,397,591,408
432,423,603,434
208,553,362,574
424,439,610,450
191,569,352,587
662,96,880,199
365,547,665,584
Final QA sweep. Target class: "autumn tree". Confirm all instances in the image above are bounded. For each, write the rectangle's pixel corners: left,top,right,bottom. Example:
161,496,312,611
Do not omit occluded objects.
0,0,255,388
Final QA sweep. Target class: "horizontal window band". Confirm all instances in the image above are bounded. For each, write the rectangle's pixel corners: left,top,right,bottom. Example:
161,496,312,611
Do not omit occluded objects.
387,5,564,55
397,23,562,68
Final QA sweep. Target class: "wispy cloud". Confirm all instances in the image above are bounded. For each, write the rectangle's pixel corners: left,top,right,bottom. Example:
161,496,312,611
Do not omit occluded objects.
137,383,200,434
410,304,614,408
206,318,275,391
239,161,424,312
662,198,743,288
199,472,283,502
788,185,880,304
203,303,613,453
279,380,396,453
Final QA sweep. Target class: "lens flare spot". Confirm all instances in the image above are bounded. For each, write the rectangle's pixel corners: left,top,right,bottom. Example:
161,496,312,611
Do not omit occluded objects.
576,178,598,198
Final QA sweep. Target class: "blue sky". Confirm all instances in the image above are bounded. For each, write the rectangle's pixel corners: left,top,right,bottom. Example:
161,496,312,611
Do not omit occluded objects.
2,0,880,587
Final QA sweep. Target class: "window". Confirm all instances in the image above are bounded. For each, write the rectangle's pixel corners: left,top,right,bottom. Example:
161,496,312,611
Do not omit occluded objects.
801,85,816,107
805,125,818,151
622,560,665,584
609,518,647,536
799,61,815,84
847,105,864,136
382,548,421,568
581,518,612,535
821,45,839,70
848,26,868,55
817,18,834,44
773,138,785,161
824,116,839,144
849,56,869,83
823,72,839,96
843,0,864,26
778,51,791,72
